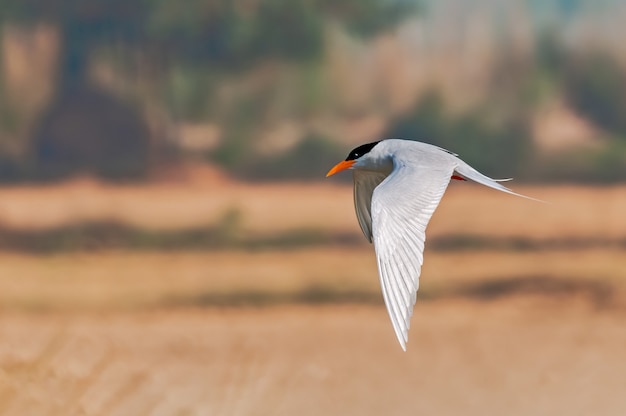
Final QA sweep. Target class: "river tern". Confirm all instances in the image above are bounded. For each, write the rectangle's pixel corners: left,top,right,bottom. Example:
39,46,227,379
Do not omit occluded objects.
326,138,539,350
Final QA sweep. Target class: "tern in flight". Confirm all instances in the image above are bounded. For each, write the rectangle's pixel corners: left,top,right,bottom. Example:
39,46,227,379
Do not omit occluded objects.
326,138,539,350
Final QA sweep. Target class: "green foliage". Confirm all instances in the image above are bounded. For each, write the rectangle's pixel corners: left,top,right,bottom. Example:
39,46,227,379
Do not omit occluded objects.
531,140,626,183
555,144,622,183
166,65,218,121
2,0,416,68
31,86,151,181
146,0,325,67
592,140,626,181
2,1,626,184
535,28,568,76
210,95,267,167
564,53,626,137
533,31,626,138
0,0,420,181
318,0,420,37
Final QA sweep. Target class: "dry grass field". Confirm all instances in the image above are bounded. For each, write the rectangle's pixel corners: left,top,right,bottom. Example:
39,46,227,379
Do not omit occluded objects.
0,171,625,415
0,167,623,241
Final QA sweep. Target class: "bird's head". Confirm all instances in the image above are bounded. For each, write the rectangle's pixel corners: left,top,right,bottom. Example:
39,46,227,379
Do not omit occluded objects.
326,141,382,177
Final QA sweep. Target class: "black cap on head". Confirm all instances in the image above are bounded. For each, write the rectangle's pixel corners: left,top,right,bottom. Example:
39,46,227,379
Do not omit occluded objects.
345,141,381,161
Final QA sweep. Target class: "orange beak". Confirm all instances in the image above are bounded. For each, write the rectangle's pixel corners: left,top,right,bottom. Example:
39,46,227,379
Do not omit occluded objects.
326,160,355,177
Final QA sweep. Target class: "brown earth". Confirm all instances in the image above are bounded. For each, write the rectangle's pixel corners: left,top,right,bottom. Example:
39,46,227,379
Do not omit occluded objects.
0,174,625,415
0,245,624,415
1,299,626,416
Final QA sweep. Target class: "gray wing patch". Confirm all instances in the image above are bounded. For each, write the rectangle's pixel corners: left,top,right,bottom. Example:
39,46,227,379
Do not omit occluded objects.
353,170,389,242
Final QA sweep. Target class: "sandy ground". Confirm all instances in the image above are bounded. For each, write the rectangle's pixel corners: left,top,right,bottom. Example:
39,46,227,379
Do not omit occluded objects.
0,177,624,415
0,175,623,241
1,296,625,416
0,248,623,311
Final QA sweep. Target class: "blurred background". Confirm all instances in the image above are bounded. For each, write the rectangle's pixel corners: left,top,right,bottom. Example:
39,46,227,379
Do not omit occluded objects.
0,1,625,415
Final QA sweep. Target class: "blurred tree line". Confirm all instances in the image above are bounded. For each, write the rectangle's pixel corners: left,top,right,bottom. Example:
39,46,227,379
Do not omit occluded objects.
0,0,625,182
380,28,626,183
0,0,416,180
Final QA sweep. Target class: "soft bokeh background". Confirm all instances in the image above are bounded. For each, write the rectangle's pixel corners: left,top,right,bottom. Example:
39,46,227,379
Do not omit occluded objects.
0,1,625,415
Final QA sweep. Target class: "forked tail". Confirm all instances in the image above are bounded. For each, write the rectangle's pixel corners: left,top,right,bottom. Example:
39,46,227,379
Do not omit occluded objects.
454,160,544,202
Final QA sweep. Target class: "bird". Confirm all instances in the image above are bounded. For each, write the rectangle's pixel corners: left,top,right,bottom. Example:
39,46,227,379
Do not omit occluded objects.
326,138,540,350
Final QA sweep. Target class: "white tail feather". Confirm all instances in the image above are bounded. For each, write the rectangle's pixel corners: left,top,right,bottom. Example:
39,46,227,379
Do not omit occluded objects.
454,160,545,203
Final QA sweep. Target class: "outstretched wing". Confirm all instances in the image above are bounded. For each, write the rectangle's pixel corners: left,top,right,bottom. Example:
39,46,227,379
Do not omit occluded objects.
353,170,389,242
371,162,454,350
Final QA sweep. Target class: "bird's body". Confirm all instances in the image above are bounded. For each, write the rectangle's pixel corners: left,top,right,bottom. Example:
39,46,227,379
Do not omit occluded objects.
326,138,538,350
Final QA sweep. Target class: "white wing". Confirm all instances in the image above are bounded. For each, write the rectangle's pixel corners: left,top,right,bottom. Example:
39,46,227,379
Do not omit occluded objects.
353,170,388,242
371,162,454,350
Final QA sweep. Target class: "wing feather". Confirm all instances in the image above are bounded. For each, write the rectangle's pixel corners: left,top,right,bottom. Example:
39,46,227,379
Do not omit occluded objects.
353,170,389,242
371,163,454,350
347,139,542,350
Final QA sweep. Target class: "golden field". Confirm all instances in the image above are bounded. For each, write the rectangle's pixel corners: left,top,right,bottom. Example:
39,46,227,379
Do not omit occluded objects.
0,171,625,415
0,167,623,240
